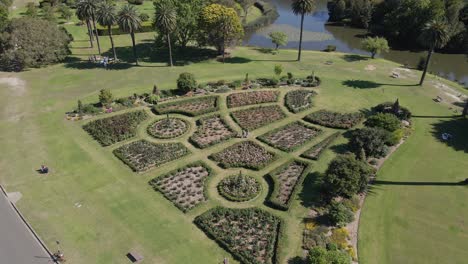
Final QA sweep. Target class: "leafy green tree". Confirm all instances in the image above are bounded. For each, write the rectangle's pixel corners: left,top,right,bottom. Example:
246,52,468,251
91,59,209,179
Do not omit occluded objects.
328,0,346,22
42,4,56,22
349,0,372,29
274,64,283,76
308,246,351,264
361,36,389,59
291,0,316,61
365,113,401,132
154,0,177,67
117,4,141,65
59,4,73,21
75,0,94,48
177,72,197,93
419,20,450,85
268,31,288,50
77,0,101,55
200,3,244,63
0,5,8,31
0,17,71,71
323,155,374,198
99,88,113,106
25,2,38,18
97,2,118,60
327,201,355,227
348,127,390,159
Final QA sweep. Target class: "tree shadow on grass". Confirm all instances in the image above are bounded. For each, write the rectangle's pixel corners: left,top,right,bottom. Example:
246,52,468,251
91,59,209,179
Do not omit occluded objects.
329,143,349,155
430,116,468,153
342,79,419,89
287,256,307,264
342,54,369,62
298,171,323,209
64,57,134,70
223,56,252,64
374,180,467,186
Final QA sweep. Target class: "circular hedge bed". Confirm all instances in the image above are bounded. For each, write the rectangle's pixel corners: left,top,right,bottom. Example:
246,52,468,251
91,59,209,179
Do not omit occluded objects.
148,117,189,139
218,173,261,202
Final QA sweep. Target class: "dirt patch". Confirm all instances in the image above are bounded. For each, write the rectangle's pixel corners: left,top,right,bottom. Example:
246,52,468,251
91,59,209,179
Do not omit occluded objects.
0,77,26,97
365,65,376,71
430,80,467,106
390,67,417,79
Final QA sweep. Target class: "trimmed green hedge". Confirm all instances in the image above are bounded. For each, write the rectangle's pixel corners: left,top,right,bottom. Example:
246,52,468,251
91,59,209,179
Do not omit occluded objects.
265,160,310,211
301,132,341,161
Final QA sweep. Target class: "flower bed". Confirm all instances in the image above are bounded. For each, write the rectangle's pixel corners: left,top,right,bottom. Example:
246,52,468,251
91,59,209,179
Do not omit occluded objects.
149,162,212,212
258,122,322,152
147,117,189,139
301,132,341,160
209,141,276,170
227,90,280,108
304,110,364,129
113,140,190,172
195,207,282,264
217,173,261,202
153,96,219,116
285,90,317,113
265,160,308,211
189,115,236,148
231,105,286,131
82,110,148,146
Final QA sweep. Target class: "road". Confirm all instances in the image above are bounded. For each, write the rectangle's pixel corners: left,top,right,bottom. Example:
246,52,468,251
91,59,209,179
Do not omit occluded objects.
0,189,53,264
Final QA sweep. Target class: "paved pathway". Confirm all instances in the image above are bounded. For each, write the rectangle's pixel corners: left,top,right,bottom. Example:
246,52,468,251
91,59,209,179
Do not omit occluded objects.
0,189,53,264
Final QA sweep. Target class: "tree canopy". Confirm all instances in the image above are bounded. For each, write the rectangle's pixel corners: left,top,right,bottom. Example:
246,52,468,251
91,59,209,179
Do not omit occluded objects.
361,37,389,59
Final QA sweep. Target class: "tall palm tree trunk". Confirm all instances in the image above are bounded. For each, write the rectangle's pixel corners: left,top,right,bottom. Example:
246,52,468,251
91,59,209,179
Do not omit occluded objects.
108,25,117,61
91,14,101,55
167,34,173,67
297,13,305,61
131,32,138,66
419,48,433,86
86,20,94,47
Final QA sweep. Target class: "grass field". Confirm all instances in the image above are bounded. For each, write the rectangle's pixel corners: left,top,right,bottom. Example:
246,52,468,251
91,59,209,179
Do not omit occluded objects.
0,13,467,264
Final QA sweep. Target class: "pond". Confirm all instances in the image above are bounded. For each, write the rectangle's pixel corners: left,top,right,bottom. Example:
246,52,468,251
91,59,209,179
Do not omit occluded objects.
245,0,468,85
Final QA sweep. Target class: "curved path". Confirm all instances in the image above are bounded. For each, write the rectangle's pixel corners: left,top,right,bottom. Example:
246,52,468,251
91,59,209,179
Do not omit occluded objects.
0,187,53,264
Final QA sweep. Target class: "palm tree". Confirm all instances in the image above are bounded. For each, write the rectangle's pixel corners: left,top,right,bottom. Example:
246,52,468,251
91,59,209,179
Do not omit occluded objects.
77,0,101,55
118,5,141,65
419,20,450,86
154,0,177,67
97,2,118,61
291,0,315,61
76,4,94,48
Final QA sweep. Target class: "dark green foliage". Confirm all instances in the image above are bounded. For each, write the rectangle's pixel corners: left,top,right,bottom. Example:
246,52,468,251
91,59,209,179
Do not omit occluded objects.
302,132,341,161
98,88,113,106
113,140,189,172
323,155,374,198
371,102,412,120
308,246,351,264
303,226,330,249
327,201,355,227
149,162,212,212
194,207,282,264
305,110,364,129
218,173,261,202
83,110,148,146
147,117,189,139
139,12,149,22
153,96,219,116
328,0,346,22
0,18,71,71
177,72,197,93
128,0,143,5
348,127,391,159
210,141,276,170
285,89,316,113
258,121,323,152
365,113,401,132
265,160,309,210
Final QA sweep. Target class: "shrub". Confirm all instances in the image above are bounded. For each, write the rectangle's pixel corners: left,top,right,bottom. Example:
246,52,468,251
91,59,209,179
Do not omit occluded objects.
323,155,374,198
342,196,361,212
372,101,412,120
139,12,149,22
303,226,330,249
348,127,391,159
308,246,351,264
324,45,337,52
81,104,101,115
218,173,261,202
146,94,160,104
330,228,349,249
83,111,148,146
98,89,113,107
274,64,283,76
327,201,355,227
388,128,404,146
365,113,401,132
177,72,197,94
127,0,143,5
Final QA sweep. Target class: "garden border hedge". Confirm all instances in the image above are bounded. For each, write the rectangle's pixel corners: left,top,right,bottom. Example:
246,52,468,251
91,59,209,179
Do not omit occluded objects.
148,161,213,213
153,96,220,117
194,207,283,264
189,114,236,149
257,121,323,152
265,160,310,211
217,174,262,202
147,117,190,139
301,132,341,161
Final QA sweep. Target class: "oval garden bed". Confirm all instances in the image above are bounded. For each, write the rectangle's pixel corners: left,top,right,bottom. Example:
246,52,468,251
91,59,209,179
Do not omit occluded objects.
218,173,261,202
148,117,189,139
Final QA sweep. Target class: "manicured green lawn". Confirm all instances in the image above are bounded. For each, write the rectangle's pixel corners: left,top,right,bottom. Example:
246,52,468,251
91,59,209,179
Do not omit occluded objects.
0,17,467,264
